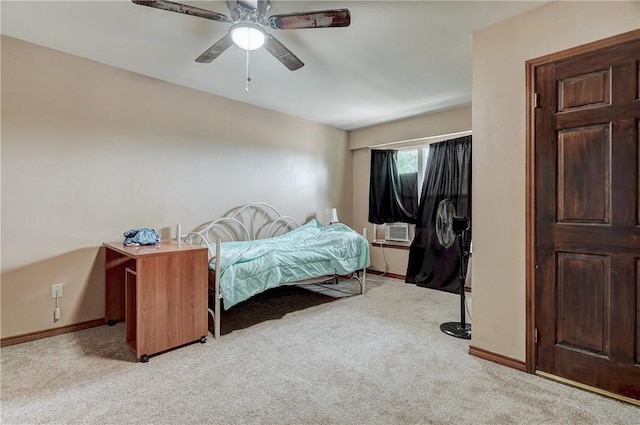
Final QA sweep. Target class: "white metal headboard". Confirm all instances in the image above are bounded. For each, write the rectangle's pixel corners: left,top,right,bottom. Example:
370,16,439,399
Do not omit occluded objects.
227,202,300,240
185,202,302,257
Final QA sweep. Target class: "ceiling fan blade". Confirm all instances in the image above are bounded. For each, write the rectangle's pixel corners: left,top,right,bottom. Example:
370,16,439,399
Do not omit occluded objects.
195,34,233,63
268,9,350,30
132,0,232,23
264,34,304,71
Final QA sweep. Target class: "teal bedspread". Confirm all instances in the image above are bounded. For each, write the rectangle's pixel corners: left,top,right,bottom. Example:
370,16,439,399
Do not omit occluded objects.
210,219,370,309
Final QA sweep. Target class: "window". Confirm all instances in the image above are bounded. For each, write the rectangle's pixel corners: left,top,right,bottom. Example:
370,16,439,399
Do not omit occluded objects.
396,149,418,174
375,145,430,243
396,146,430,201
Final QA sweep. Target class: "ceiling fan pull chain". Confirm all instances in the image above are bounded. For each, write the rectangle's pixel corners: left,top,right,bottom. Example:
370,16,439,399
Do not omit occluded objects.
245,48,251,93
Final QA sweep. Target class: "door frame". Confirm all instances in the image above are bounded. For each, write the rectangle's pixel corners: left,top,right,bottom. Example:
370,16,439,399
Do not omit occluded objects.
525,29,640,374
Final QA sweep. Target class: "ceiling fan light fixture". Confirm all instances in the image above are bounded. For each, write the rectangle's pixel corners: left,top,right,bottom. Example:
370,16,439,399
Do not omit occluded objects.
230,24,266,50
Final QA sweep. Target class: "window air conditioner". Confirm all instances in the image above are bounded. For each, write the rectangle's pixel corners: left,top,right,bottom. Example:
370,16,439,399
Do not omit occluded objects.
385,222,410,242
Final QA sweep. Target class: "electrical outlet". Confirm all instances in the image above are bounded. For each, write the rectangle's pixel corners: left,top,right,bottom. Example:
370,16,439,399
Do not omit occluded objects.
51,283,63,299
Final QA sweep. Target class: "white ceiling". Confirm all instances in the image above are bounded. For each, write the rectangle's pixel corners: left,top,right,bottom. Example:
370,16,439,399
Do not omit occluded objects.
1,0,545,130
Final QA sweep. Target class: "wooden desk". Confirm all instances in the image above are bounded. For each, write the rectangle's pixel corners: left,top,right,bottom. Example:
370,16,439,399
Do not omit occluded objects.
104,241,208,362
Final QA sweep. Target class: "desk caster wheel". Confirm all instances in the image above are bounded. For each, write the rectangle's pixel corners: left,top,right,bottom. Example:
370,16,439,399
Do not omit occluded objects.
107,319,116,326
140,354,149,363
199,336,207,344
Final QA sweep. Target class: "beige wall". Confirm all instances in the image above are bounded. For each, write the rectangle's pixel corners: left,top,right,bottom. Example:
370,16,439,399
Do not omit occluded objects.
5,1,638,352
472,1,640,361
1,36,351,339
350,106,472,275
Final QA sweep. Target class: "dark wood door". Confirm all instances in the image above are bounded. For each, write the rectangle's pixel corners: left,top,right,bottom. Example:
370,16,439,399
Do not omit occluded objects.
535,38,640,400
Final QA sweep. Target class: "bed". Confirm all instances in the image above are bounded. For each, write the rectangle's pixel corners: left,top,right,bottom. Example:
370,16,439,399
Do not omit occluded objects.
185,203,370,338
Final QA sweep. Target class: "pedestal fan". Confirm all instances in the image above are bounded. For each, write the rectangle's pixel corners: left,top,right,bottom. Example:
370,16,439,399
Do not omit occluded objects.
435,199,471,339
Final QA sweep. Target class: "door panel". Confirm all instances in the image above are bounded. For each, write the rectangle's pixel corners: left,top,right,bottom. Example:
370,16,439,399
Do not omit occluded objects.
557,125,610,223
558,70,610,112
556,253,609,354
535,37,640,400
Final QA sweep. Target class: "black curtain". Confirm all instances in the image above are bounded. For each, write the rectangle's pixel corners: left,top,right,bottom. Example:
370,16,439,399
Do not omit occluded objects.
405,136,471,293
368,150,418,224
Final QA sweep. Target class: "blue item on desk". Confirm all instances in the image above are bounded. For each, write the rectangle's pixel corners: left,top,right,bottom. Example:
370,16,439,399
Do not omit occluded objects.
123,228,161,246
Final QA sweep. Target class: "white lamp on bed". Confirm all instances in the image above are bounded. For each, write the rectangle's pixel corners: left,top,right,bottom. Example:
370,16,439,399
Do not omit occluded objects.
326,208,339,225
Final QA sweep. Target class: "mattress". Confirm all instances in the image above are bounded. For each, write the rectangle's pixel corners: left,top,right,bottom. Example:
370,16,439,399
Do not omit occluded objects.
209,219,370,309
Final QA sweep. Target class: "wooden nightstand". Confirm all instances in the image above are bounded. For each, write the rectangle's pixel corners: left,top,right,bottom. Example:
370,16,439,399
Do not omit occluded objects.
104,241,208,362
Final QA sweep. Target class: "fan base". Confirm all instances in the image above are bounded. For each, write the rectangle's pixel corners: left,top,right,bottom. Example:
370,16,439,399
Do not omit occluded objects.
440,322,471,339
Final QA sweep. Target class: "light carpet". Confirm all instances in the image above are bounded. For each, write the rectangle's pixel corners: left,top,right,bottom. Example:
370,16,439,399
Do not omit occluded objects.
1,276,638,424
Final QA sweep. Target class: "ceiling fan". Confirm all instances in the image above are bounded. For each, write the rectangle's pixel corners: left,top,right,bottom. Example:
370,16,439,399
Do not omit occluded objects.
132,0,351,71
